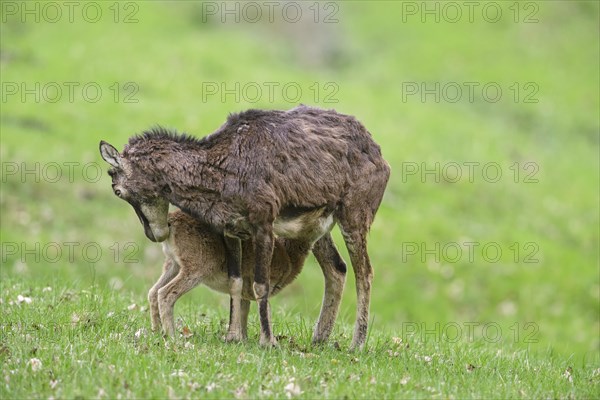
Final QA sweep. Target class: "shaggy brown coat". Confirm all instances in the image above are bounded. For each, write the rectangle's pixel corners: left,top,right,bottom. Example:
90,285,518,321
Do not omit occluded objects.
101,105,390,348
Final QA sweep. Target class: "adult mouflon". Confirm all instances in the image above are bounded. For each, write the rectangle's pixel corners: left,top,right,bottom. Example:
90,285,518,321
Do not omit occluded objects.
100,105,390,349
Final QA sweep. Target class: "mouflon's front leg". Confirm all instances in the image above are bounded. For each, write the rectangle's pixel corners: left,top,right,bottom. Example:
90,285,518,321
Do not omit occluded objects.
224,235,244,342
240,299,250,340
253,225,277,347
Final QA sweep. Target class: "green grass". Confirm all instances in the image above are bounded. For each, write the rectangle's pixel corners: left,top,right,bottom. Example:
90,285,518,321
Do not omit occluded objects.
1,1,599,398
2,280,598,399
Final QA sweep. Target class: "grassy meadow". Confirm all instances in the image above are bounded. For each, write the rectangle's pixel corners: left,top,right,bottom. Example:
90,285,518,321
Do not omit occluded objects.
1,1,599,398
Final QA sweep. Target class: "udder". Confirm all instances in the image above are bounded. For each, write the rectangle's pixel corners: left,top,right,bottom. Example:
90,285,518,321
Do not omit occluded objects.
273,206,335,243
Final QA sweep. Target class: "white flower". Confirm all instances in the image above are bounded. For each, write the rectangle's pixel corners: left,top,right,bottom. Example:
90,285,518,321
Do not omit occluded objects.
234,384,247,399
184,341,195,349
29,358,42,372
134,328,146,339
17,295,32,304
284,381,302,398
205,382,216,392
71,314,81,324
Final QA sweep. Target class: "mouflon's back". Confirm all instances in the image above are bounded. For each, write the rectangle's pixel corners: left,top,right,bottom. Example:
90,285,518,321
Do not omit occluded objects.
211,105,390,208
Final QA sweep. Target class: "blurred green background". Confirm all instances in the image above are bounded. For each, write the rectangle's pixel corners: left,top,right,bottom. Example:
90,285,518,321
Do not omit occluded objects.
1,1,598,364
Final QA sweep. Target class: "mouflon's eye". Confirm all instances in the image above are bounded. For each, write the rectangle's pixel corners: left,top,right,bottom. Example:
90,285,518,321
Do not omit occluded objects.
114,189,122,197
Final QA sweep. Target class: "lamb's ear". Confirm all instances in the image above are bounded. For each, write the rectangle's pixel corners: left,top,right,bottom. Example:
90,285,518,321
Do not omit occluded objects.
99,140,122,168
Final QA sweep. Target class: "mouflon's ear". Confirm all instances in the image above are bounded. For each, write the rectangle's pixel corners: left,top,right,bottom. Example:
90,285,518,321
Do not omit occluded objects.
99,140,122,168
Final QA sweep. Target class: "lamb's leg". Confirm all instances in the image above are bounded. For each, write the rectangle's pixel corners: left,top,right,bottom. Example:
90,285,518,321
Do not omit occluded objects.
148,258,179,332
224,236,244,342
311,233,347,344
253,226,277,346
158,269,203,337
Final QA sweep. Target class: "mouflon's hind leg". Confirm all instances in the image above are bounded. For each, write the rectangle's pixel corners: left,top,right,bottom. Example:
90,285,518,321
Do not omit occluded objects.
148,258,179,332
311,232,347,344
224,236,245,342
337,164,389,350
253,225,277,347
342,229,372,351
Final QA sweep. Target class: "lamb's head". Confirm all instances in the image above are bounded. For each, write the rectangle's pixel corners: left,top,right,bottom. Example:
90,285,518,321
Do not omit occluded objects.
99,140,170,242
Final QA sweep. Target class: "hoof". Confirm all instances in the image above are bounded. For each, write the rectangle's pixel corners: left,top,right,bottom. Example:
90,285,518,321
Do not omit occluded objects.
311,334,328,345
224,332,245,343
348,341,366,352
259,336,278,347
